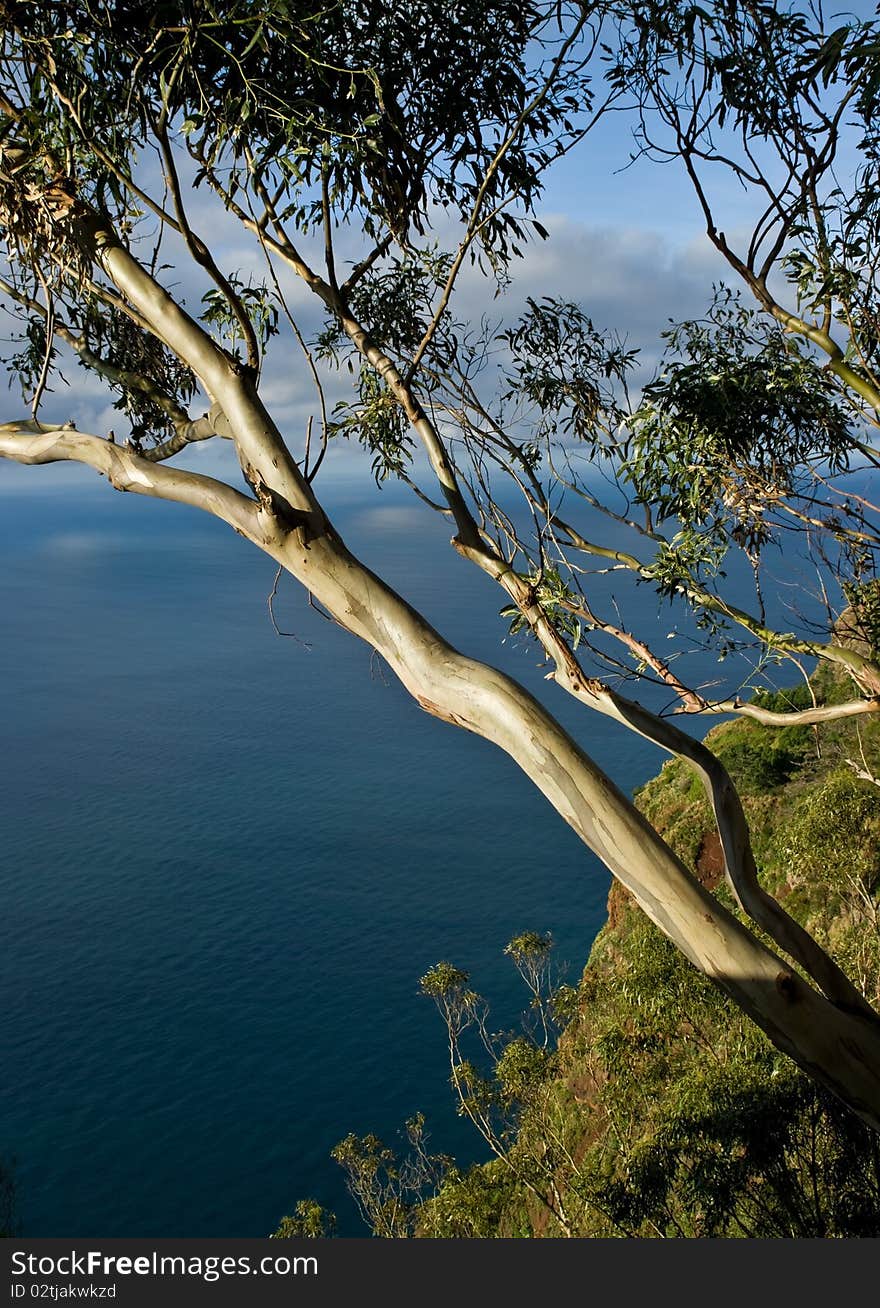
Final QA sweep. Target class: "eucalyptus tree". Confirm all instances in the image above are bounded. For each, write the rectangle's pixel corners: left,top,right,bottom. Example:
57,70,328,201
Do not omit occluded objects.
2,0,880,1131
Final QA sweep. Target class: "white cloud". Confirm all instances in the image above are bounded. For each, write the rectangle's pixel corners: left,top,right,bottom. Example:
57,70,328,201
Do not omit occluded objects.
1,128,741,508
353,504,433,534
448,215,728,355
39,529,126,556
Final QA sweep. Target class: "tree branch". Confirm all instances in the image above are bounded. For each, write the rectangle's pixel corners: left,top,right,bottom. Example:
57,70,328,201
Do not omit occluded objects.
67,203,319,523
0,420,258,535
155,122,261,374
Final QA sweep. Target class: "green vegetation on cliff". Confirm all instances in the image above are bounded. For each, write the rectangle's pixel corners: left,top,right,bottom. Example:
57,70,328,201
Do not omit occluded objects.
279,673,880,1238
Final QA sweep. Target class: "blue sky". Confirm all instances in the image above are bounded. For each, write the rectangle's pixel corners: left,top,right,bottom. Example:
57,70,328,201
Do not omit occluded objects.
0,126,733,497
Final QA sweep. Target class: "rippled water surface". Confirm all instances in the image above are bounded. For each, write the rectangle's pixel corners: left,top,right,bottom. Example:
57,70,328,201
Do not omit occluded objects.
1,481,671,1235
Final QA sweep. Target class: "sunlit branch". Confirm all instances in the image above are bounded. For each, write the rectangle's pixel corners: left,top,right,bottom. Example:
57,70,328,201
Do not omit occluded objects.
0,418,257,533
155,122,260,373
244,192,331,483
0,271,209,454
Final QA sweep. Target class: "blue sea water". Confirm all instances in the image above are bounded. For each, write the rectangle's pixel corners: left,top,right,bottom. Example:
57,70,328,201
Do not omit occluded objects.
0,474,702,1237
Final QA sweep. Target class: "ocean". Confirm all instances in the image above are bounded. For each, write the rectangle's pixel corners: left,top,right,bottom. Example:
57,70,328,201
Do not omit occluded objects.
0,472,711,1236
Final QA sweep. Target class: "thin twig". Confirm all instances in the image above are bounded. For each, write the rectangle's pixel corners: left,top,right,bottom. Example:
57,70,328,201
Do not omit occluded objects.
267,565,311,647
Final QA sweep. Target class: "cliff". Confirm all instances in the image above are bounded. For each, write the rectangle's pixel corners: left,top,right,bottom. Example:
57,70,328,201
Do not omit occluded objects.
275,669,880,1238
415,668,880,1237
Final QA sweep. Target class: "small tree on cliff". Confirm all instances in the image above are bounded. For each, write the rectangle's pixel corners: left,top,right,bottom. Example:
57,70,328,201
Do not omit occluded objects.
2,1,880,1128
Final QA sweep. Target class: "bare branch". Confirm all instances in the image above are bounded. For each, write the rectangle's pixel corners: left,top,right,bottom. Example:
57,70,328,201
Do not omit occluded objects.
67,204,318,519
693,696,880,727
155,122,261,374
404,15,593,386
0,419,258,535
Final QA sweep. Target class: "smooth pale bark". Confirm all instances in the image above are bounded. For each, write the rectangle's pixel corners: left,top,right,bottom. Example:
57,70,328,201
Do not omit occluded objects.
292,267,880,1013
691,698,880,726
6,201,880,1134
556,678,877,1020
6,410,880,1132
250,518,880,1132
0,421,257,531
